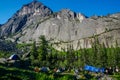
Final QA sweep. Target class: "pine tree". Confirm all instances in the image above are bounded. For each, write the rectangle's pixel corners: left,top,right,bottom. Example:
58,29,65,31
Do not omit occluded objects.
30,41,38,60
91,37,99,66
30,41,39,66
108,45,116,67
100,43,108,67
66,45,75,67
79,48,87,66
38,36,48,60
37,35,49,66
114,40,120,67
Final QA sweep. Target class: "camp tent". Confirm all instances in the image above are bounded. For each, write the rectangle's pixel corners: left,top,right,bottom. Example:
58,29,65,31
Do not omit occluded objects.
40,67,50,72
9,54,20,60
84,65,105,73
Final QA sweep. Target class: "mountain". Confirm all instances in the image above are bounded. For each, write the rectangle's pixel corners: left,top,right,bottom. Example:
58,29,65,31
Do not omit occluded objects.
0,1,52,36
0,1,120,50
0,24,2,27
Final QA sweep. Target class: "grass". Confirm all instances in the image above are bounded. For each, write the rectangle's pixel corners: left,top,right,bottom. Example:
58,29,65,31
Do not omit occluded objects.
0,64,120,80
0,65,36,80
112,74,120,80
0,65,75,80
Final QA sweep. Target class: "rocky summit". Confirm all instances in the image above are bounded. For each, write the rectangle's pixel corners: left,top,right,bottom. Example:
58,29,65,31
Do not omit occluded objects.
0,1,120,50
0,1,52,36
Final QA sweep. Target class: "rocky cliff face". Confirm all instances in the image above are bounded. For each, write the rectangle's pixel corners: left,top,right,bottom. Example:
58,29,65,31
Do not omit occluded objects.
0,1,120,50
0,1,52,36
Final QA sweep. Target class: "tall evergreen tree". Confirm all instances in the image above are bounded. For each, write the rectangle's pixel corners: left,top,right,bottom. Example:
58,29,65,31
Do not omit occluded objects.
30,41,39,66
100,43,108,67
91,37,99,66
38,35,49,66
66,45,75,67
30,41,38,60
38,36,48,60
114,41,120,67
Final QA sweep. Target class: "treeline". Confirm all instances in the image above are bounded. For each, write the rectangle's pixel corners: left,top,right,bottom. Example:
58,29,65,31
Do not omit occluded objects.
30,35,120,68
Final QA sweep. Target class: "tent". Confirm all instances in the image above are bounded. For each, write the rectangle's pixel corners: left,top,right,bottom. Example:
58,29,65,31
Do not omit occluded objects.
9,54,20,60
84,65,105,73
40,67,50,72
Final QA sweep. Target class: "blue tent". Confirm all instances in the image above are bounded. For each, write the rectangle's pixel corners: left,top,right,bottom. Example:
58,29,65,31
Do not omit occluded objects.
84,65,105,73
9,54,20,60
99,68,105,73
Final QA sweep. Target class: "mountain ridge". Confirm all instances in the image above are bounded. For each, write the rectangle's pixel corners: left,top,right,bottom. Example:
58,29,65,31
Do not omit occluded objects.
0,1,120,49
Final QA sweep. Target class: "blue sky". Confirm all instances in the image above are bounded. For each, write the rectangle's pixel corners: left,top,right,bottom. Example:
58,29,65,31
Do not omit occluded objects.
0,0,120,24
